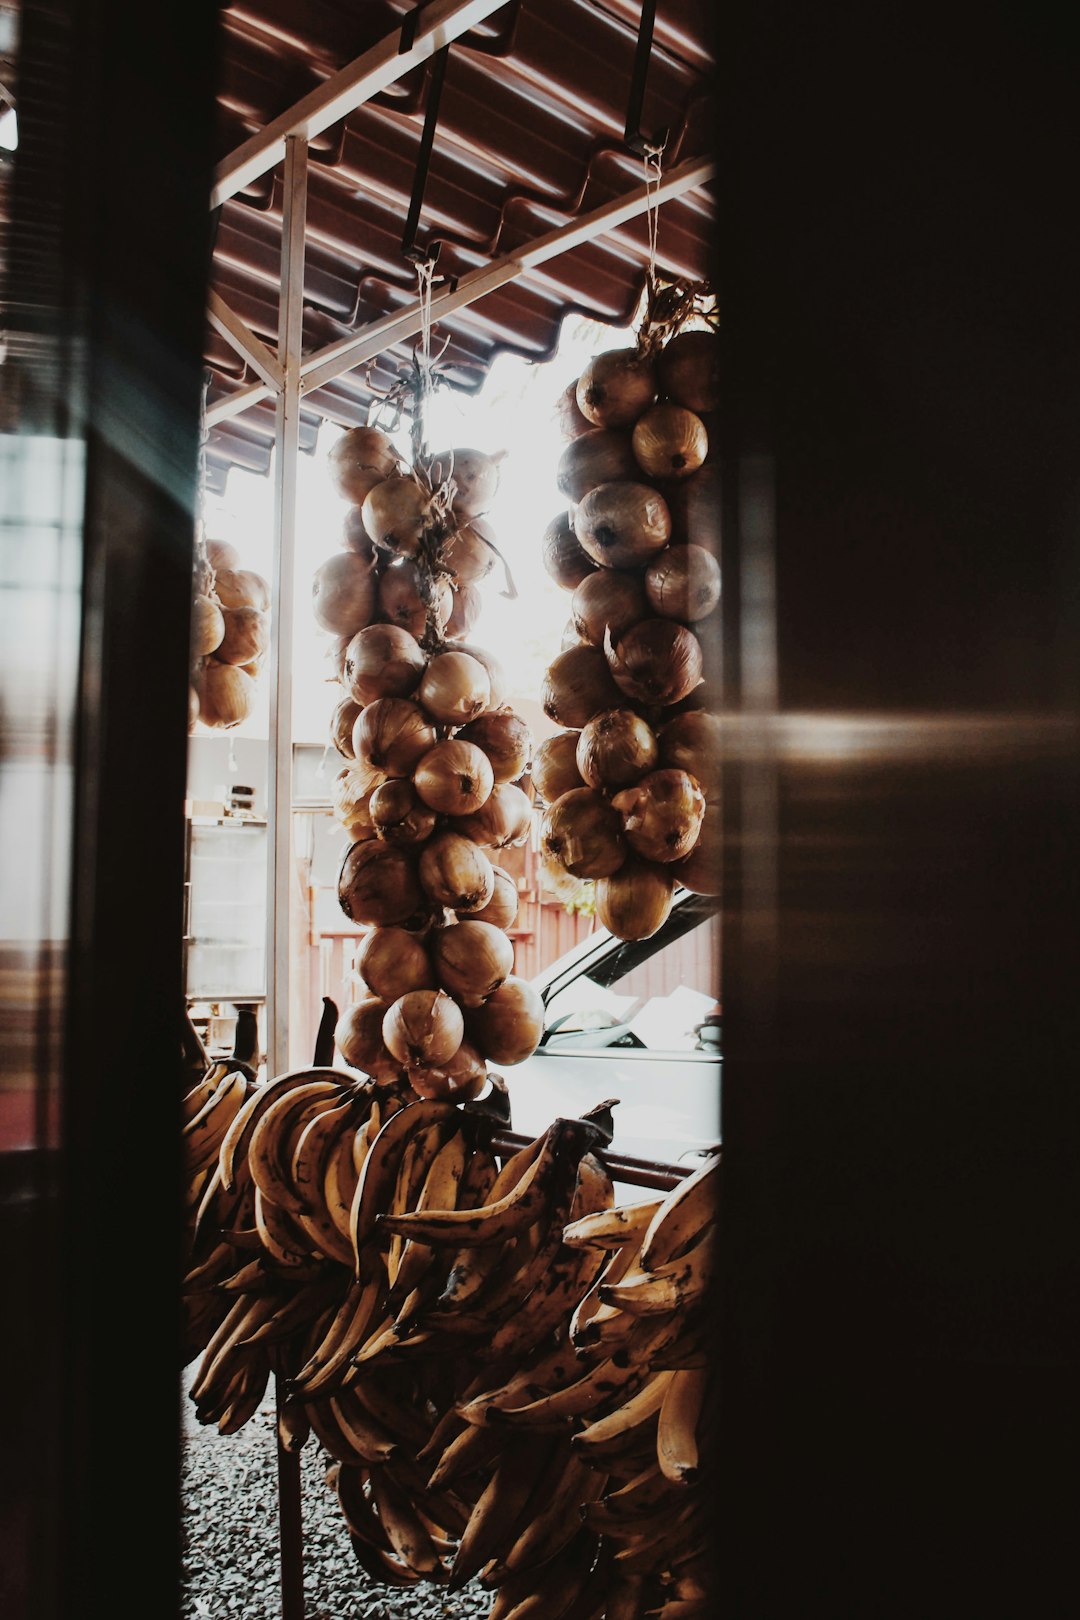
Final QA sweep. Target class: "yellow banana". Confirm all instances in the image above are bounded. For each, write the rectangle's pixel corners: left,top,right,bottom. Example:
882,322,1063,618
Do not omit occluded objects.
502,1446,605,1575
448,1437,552,1591
349,1097,460,1279
253,1186,319,1270
182,1068,249,1175
639,1152,720,1272
326,1389,398,1464
487,1524,602,1620
322,1118,364,1244
478,1349,651,1430
288,1272,385,1398
247,1079,346,1216
367,1463,447,1579
181,1060,231,1123
277,1400,310,1453
656,1365,711,1486
569,1229,649,1349
562,1195,663,1251
389,1128,468,1308
218,1065,352,1192
573,1367,675,1453
425,1418,502,1491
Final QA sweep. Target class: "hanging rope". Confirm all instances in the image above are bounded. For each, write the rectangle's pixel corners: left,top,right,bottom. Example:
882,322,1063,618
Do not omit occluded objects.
643,137,667,302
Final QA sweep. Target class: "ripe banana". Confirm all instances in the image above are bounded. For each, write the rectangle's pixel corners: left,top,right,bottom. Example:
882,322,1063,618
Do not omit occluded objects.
349,1097,460,1279
367,1463,447,1579
448,1437,552,1591
182,1067,249,1175
656,1365,711,1486
218,1065,352,1193
562,1195,663,1251
639,1152,719,1273
247,1079,346,1216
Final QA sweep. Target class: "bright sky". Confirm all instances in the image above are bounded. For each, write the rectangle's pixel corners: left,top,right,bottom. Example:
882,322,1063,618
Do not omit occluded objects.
200,311,635,748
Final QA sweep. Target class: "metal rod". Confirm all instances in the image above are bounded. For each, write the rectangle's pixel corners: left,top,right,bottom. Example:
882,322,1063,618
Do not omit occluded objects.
487,1130,704,1191
210,0,510,211
275,1375,305,1620
624,0,668,157
207,290,285,391
401,45,450,262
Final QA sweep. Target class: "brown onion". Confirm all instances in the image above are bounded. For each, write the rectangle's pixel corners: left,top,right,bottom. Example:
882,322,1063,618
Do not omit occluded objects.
338,840,422,926
205,538,240,573
670,802,721,894
607,619,704,707
457,709,532,784
444,582,482,641
632,404,709,481
215,606,269,666
191,594,225,657
331,764,383,829
418,830,495,913
343,624,426,706
467,977,545,1065
418,650,491,726
542,511,598,591
659,710,722,801
541,644,623,730
554,377,594,441
311,551,376,637
470,865,519,930
327,634,352,684
432,921,514,1007
440,517,497,585
451,782,533,849
571,568,648,647
413,739,494,816
377,559,452,639
369,778,439,846
576,708,659,791
611,768,706,863
541,787,626,878
540,850,592,908
561,619,585,651
407,1039,488,1101
556,430,640,505
645,544,721,622
452,643,508,708
335,995,393,1071
577,348,659,429
355,926,434,1001
330,696,362,760
196,661,255,729
353,697,436,777
575,482,672,569
329,426,400,495
531,732,584,803
341,492,380,560
213,568,270,612
432,447,501,518
383,990,464,1070
658,329,721,414
361,475,430,558
595,857,674,940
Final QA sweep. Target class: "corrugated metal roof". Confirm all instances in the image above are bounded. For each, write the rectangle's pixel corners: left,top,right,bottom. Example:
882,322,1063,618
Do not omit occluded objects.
204,0,717,489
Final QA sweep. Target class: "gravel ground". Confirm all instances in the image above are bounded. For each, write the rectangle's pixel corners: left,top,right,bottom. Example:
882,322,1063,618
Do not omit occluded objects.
180,1365,493,1620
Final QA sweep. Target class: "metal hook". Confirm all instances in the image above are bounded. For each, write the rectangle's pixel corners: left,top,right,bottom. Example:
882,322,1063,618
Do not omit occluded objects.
401,45,450,265
624,0,669,158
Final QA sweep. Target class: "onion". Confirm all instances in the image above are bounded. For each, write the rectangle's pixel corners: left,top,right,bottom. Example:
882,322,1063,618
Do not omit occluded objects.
341,491,381,561
327,634,352,684
196,660,255,729
540,850,592,908
355,926,434,1002
418,650,491,726
632,404,709,481
541,644,623,730
530,732,584,803
362,475,430,558
353,697,437,777
213,568,271,612
658,329,722,414
556,430,640,505
377,559,452,639
205,538,240,573
328,426,400,496
561,620,585,651
369,778,438,846
432,921,514,1006
611,768,706,863
645,544,721,622
571,568,648,647
451,782,533,849
439,517,497,585
338,840,422,926
432,447,502,518
595,858,675,940
542,511,598,591
444,582,482,641
452,643,508,708
466,977,545,1065
418,830,495,913
312,551,376,637
555,378,594,441
457,708,532,784
413,739,494,816
470,865,519,929
383,990,464,1070
331,761,382,822
335,995,393,1071
343,624,426,705
191,594,225,657
407,1038,488,1102
215,606,270,666
188,683,200,732
576,347,659,429
541,787,627,878
607,619,704,707
670,802,721,894
575,482,672,569
658,710,722,801
576,708,659,791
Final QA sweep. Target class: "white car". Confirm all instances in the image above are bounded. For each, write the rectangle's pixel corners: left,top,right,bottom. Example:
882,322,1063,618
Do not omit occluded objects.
502,888,722,1193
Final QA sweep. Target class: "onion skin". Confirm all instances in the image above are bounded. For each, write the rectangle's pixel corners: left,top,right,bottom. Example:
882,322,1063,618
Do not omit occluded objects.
645,544,721,622
670,802,721,894
329,426,400,492
413,739,495,817
595,857,675,941
205,538,240,573
575,481,672,570
658,710,722,801
466,976,545,1066
542,511,598,591
658,329,722,414
577,348,659,429
418,830,496,913
369,777,439,846
576,708,659,791
311,552,377,637
556,430,640,505
191,594,225,657
440,517,497,585
330,696,363,759
383,990,464,1069
531,732,585,803
418,650,491,727
196,660,256,729
561,619,585,651
541,644,624,731
215,606,270,666
331,764,383,829
377,559,452,639
555,378,594,441
611,768,706,863
457,708,532,784
361,475,430,558
470,865,519,929
541,787,627,879
607,619,704,707
444,581,483,641
452,643,508,709
407,1039,488,1101
631,404,709,481
338,840,422,927
450,781,533,849
432,920,514,1006
353,697,436,778
343,624,426,706
355,926,434,1002
433,447,501,518
341,494,380,560
213,568,270,612
571,568,648,647
335,995,394,1071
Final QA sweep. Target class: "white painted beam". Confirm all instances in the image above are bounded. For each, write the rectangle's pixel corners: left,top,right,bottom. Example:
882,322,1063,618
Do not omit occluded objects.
206,291,284,392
